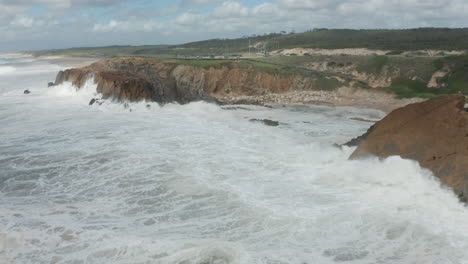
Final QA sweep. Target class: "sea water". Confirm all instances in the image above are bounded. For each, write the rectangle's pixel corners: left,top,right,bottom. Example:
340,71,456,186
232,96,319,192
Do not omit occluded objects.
0,54,467,264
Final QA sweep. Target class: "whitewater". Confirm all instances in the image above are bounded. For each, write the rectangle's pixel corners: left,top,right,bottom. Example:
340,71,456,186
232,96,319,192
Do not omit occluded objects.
1,54,468,264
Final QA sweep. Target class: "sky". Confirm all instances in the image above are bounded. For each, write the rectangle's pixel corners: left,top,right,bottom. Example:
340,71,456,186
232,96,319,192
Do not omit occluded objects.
0,0,467,52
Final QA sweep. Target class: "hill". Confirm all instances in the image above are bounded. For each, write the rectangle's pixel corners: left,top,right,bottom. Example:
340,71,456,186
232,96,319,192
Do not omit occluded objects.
31,28,468,58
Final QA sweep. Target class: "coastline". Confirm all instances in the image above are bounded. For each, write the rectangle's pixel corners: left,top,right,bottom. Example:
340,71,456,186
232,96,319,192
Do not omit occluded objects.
7,52,101,68
34,55,101,68
36,55,101,68
217,87,424,114
39,54,422,113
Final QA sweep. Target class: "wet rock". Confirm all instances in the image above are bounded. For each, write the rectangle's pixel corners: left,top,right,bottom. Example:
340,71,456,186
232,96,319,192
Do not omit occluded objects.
350,95,468,201
222,106,251,111
89,98,96,106
146,104,151,109
48,82,55,87
249,118,280,127
349,117,378,123
23,89,31,94
343,124,375,147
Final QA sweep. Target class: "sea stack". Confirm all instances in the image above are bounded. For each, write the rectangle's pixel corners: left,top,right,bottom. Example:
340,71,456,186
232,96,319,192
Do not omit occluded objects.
350,95,468,201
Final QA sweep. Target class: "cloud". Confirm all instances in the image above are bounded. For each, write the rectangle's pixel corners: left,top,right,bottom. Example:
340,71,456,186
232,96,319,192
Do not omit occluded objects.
212,1,249,17
1,0,468,52
190,0,222,4
0,0,129,7
277,0,340,9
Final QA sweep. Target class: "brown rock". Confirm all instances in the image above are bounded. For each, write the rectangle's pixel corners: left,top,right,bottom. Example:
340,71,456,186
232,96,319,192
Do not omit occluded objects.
52,57,344,104
350,95,468,201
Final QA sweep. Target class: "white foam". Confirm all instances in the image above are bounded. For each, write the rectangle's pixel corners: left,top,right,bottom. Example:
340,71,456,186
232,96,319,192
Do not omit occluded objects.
0,66,16,75
46,77,99,99
0,54,467,264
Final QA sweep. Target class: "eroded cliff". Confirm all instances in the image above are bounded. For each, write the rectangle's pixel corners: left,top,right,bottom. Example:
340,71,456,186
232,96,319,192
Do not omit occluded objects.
350,95,468,201
53,57,353,104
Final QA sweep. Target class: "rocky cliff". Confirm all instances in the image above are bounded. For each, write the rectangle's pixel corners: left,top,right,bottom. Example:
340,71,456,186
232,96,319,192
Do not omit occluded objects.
53,57,352,104
350,95,468,201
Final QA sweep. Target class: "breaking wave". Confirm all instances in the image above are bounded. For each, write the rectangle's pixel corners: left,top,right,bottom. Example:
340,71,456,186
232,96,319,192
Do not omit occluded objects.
1,54,467,264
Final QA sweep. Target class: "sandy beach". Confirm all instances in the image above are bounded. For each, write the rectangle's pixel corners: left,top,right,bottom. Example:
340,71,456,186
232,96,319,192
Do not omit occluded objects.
34,55,101,68
7,53,101,68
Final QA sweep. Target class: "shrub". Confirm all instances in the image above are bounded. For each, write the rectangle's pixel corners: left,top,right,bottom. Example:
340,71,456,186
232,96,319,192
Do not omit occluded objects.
388,79,437,98
372,56,389,72
316,77,343,91
433,58,444,70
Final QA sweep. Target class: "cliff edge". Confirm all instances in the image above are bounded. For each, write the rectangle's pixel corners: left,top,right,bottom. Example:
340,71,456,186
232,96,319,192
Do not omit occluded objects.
350,95,468,201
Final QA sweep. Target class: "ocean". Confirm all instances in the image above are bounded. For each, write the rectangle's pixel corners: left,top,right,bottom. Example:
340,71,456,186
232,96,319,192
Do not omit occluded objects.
1,54,467,264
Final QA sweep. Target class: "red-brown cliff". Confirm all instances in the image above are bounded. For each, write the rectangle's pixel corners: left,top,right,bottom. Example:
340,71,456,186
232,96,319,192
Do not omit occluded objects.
350,95,468,201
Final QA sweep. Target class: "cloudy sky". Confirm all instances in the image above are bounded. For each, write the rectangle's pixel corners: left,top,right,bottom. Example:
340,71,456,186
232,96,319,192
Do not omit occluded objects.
1,0,467,52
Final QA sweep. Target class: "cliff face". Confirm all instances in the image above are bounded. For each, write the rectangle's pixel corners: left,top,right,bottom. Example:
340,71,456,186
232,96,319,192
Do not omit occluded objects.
54,59,209,103
53,58,346,104
350,95,468,201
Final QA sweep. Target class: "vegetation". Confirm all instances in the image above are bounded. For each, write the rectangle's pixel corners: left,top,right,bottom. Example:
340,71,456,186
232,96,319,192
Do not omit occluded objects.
389,55,468,98
32,28,468,58
372,56,389,72
158,58,232,69
388,79,437,98
29,28,468,98
315,77,345,91
437,55,468,94
176,28,468,52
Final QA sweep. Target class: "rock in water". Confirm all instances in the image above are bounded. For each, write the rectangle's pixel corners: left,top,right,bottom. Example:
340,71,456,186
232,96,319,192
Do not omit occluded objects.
249,119,280,126
89,98,96,106
350,95,468,201
343,124,375,147
24,90,31,94
48,82,55,87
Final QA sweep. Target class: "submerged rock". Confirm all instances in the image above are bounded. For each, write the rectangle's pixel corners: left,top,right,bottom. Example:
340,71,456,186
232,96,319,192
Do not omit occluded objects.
249,118,280,127
350,95,468,201
23,89,31,94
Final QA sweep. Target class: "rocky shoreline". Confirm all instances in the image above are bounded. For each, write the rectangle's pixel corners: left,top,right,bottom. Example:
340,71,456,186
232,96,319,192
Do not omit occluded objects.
51,57,423,113
350,95,468,202
49,57,468,202
217,88,423,113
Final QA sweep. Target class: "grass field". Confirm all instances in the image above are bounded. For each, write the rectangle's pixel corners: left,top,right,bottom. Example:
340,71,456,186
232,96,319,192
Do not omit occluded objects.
32,28,468,59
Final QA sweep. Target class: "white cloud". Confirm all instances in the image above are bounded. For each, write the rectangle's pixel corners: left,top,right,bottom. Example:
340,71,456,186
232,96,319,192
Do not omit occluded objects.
175,12,203,25
1,0,468,51
277,0,340,9
212,1,249,17
190,0,222,4
92,19,161,33
92,20,120,32
11,16,35,27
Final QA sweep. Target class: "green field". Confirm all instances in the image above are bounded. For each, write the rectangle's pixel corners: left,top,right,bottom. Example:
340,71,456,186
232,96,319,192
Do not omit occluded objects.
32,28,468,58
31,28,468,98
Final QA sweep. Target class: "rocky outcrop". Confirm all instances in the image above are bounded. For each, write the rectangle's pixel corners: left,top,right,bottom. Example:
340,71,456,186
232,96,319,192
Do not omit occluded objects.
249,119,280,126
350,95,468,201
343,124,375,147
54,59,215,104
53,58,351,104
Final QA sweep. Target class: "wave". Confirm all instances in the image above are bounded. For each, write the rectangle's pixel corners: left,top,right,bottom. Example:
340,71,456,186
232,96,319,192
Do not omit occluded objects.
1,55,468,263
0,66,16,75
